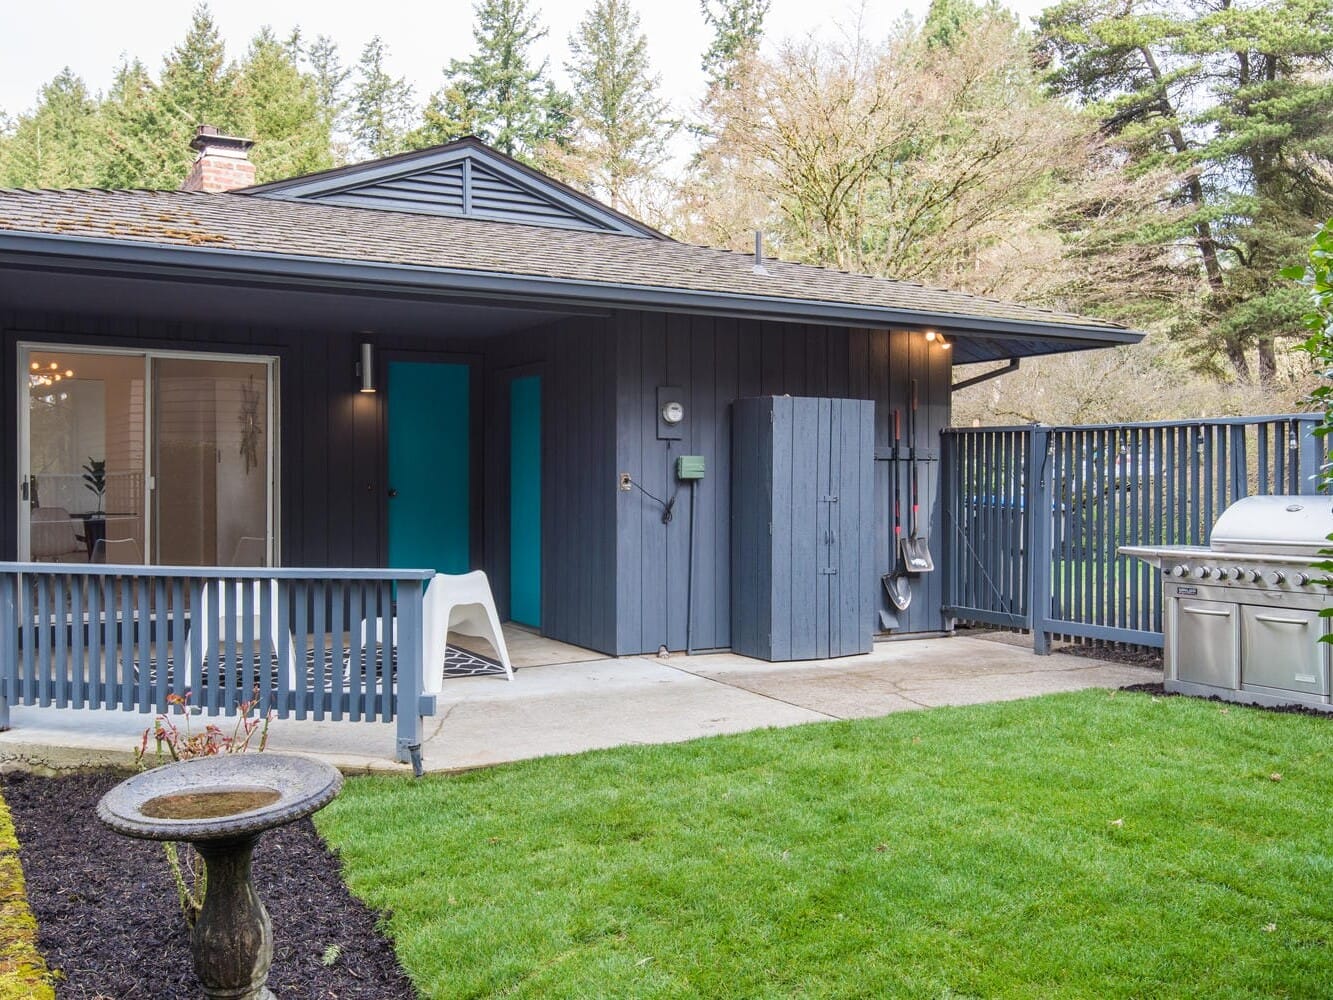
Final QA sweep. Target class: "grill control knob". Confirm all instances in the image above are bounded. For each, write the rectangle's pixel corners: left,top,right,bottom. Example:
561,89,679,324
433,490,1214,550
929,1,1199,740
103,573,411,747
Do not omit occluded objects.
1230,567,1246,581
1191,566,1212,579
1265,570,1287,586
1246,569,1263,582
1294,572,1312,587
1170,564,1189,577
1213,567,1231,580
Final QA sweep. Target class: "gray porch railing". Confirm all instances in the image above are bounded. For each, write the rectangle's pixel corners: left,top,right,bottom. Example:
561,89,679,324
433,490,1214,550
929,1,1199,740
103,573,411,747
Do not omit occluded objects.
941,415,1325,653
0,564,437,763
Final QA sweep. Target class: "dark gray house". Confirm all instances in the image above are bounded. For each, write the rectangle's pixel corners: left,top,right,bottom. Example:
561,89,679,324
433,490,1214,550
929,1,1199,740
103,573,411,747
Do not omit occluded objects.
0,133,1140,658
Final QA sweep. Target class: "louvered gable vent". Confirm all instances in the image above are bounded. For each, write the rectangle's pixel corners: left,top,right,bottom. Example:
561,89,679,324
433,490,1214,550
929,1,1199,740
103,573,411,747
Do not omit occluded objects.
242,137,662,238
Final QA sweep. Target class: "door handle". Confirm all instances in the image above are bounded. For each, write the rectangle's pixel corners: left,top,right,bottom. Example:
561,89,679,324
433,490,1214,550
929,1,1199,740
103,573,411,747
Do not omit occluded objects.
1253,615,1309,626
387,488,398,498
1182,606,1230,617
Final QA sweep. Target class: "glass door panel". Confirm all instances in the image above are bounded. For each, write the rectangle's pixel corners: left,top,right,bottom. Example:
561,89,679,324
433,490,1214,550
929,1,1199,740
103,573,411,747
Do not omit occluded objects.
23,350,145,563
152,357,271,567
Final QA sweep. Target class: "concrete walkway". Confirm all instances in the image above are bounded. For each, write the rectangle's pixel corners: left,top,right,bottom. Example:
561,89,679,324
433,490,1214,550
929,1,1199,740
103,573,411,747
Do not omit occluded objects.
0,634,1159,775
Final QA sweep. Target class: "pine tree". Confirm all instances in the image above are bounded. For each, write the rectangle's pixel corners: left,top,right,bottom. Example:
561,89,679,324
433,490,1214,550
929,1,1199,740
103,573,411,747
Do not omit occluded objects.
235,28,333,181
412,0,571,163
0,69,101,188
96,59,164,188
304,33,352,160
1039,0,1333,383
349,36,415,159
700,0,769,92
558,0,674,211
136,4,243,188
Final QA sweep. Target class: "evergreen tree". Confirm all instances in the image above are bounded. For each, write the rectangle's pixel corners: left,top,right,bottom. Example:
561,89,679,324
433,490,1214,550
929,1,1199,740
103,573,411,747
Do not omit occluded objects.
559,0,674,210
1040,0,1333,383
349,36,415,159
0,69,101,188
700,0,769,92
96,59,164,188
235,28,333,181
411,0,571,163
304,33,352,160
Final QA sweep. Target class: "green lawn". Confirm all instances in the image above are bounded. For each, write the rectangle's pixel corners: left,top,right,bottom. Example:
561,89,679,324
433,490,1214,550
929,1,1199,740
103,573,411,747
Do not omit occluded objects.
316,690,1333,999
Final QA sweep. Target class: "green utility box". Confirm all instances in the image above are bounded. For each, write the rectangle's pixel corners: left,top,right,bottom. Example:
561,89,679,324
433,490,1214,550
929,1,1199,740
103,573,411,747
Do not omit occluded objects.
676,455,706,480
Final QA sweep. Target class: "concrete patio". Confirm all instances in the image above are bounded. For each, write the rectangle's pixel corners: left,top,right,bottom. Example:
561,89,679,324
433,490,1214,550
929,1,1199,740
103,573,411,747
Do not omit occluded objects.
0,630,1160,775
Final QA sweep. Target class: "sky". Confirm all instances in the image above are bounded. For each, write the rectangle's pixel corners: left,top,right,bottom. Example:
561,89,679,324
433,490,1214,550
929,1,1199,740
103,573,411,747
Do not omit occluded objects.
1,0,1052,121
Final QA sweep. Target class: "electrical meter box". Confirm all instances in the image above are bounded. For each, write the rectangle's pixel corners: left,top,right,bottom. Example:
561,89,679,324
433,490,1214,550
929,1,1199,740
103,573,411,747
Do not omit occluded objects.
676,455,706,480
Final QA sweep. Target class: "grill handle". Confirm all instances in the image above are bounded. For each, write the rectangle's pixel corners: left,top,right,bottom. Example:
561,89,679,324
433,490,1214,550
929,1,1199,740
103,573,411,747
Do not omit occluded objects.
1252,615,1310,627
1182,606,1231,617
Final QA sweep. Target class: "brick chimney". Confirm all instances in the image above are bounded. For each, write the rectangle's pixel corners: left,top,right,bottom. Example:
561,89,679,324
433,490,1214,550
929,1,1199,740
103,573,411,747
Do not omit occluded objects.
181,125,256,193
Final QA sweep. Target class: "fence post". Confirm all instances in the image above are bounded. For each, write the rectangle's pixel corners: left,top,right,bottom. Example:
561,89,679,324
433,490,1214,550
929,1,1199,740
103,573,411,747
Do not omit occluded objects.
1026,426,1054,655
1297,416,1323,494
394,577,425,766
0,572,13,730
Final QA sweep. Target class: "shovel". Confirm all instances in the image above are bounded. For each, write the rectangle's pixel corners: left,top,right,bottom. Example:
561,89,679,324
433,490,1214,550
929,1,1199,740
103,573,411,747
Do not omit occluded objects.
899,378,935,574
881,408,913,626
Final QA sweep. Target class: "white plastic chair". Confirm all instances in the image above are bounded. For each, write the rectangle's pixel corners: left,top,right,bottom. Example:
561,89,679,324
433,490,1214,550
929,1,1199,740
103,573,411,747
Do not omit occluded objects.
183,579,298,689
92,536,142,564
359,571,513,691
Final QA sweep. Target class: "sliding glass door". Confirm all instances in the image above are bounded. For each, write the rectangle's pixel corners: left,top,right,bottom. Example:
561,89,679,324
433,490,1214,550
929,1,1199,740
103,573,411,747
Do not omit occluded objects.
19,346,277,566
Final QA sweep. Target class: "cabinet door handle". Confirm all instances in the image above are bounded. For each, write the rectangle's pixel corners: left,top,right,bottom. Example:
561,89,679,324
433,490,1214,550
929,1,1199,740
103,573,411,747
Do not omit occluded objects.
1253,615,1308,626
1183,606,1230,617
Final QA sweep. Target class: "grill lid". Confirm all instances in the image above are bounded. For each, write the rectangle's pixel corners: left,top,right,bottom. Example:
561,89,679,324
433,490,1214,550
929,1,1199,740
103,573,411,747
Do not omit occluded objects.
1210,495,1333,555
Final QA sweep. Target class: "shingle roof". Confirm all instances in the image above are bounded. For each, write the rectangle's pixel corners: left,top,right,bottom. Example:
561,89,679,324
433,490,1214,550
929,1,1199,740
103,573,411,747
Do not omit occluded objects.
0,187,1129,335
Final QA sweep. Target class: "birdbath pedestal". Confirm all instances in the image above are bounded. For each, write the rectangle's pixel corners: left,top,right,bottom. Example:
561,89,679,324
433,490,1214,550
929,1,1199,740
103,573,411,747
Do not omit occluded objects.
98,753,343,1000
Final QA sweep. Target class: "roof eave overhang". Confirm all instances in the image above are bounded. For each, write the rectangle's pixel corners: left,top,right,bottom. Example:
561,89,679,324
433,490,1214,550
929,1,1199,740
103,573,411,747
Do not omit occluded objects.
0,231,1144,349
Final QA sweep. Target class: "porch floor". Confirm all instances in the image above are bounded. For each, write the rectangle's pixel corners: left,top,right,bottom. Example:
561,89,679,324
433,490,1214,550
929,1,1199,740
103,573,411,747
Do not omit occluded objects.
0,629,1159,774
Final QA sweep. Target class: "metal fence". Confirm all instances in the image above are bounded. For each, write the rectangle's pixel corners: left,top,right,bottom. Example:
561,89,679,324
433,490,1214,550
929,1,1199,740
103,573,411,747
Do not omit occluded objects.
941,415,1325,653
0,564,436,762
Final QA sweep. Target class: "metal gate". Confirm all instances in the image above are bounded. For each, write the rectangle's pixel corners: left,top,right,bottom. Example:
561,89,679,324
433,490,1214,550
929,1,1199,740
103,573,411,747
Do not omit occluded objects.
941,416,1325,652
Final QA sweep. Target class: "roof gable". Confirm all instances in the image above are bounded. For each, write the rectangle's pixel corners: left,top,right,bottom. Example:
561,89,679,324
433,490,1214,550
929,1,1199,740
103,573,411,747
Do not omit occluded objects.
242,138,663,238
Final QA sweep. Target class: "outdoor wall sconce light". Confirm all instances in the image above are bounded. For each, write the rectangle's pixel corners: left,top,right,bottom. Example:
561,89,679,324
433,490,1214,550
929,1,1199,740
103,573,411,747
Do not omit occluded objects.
357,342,376,393
924,329,951,350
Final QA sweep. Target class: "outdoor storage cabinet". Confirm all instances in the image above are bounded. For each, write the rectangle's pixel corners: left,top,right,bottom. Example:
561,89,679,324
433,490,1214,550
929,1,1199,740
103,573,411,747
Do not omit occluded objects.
731,396,876,661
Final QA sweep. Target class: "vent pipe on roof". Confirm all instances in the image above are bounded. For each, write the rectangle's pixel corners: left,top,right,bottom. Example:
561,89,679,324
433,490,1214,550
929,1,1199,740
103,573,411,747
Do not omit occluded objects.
182,125,256,193
753,230,768,275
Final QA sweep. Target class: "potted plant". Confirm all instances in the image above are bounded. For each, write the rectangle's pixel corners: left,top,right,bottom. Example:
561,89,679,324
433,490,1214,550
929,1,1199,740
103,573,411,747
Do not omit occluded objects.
82,458,107,515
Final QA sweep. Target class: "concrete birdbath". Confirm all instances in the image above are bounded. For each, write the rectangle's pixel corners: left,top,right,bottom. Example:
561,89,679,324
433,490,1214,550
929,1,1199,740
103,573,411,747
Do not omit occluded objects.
98,753,343,1000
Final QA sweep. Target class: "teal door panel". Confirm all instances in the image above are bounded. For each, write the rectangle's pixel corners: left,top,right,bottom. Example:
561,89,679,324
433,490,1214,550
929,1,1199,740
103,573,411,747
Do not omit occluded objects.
509,375,541,627
388,361,470,574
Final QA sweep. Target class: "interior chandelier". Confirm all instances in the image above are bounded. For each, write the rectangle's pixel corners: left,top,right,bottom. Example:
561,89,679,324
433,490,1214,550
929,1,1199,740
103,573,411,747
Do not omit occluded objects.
28,360,75,389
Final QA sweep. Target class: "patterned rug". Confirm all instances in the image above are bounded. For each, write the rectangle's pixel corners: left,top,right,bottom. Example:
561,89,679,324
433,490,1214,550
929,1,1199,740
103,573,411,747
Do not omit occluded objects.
138,642,508,691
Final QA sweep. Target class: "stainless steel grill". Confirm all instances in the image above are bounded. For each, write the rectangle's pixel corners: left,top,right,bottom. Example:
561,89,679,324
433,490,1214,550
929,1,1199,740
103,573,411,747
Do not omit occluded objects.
1121,495,1333,711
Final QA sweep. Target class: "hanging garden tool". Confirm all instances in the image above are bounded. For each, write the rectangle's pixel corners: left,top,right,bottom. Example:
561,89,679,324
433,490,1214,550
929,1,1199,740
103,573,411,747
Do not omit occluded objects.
900,378,935,574
882,407,913,624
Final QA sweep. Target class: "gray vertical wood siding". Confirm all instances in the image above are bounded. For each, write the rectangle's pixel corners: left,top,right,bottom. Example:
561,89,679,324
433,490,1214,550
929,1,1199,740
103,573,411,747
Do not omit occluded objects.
613,313,951,656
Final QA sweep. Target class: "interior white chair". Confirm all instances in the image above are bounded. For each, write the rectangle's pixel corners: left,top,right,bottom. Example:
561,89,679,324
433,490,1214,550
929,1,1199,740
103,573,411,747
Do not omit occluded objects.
359,571,514,690
91,536,142,565
183,579,299,690
30,507,87,562
229,536,268,567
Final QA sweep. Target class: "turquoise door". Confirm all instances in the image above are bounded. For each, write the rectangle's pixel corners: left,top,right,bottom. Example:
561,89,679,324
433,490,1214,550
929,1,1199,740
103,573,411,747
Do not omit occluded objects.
509,375,541,626
387,361,470,573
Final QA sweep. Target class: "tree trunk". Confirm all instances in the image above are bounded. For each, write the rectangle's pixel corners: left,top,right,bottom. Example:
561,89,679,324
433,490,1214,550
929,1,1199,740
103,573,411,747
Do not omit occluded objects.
1257,336,1277,386
1224,337,1251,383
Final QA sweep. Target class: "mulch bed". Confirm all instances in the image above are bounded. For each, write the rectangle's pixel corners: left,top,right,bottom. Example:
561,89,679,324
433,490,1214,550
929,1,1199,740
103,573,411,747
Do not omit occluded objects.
1,769,416,999
1120,681,1333,719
